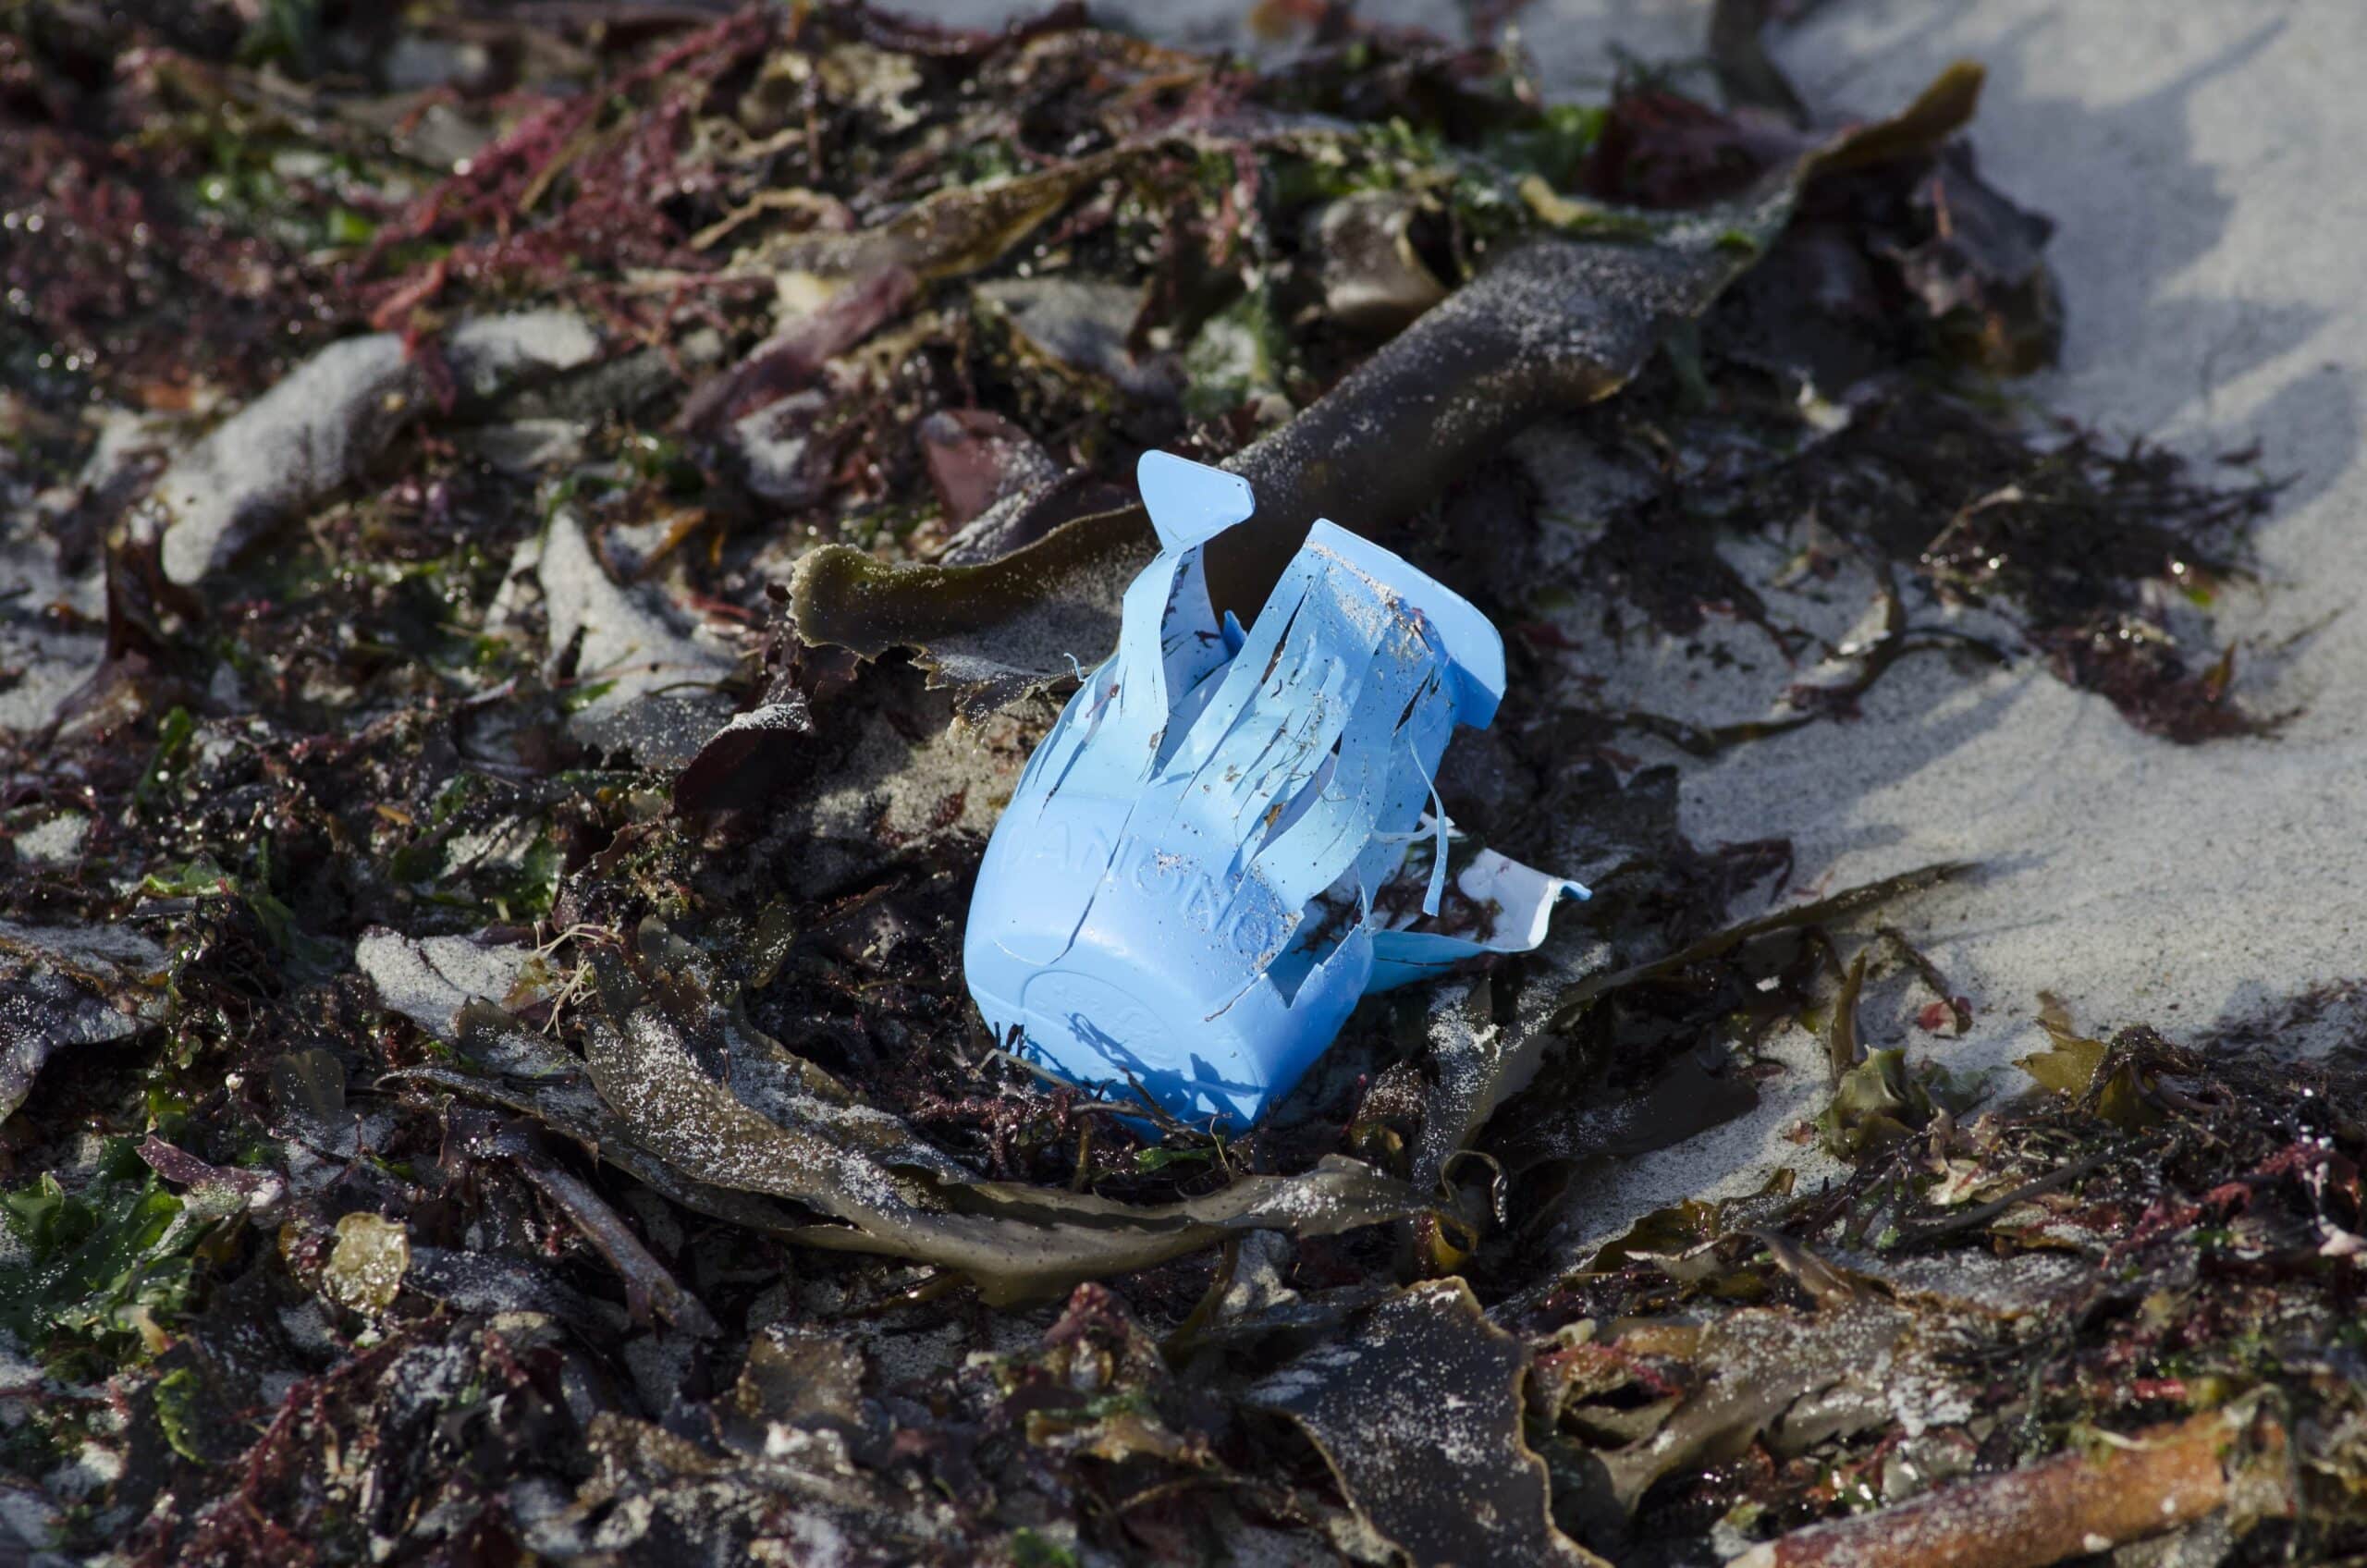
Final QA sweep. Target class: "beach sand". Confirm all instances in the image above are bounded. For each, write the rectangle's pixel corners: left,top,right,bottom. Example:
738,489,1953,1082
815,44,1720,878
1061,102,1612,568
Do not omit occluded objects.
1546,0,2367,1243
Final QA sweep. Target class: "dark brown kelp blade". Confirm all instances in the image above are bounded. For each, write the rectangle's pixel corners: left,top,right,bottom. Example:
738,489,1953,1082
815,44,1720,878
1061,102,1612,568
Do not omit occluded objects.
567,922,1426,1305
396,939,1425,1306
790,65,1990,716
1246,1279,1608,1567
1600,1302,1913,1511
1548,860,1970,1032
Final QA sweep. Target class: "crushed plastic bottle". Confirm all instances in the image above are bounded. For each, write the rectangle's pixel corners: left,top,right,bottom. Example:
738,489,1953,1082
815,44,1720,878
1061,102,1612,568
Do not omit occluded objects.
965,451,1588,1125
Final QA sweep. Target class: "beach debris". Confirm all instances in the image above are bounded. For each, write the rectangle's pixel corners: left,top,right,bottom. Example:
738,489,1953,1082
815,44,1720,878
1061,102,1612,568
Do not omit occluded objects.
403,915,1427,1304
0,4,2347,1564
1306,190,1453,332
964,451,1588,1125
0,1137,212,1365
319,1212,411,1314
448,1111,720,1336
1730,1404,2291,1568
0,921,168,1123
789,64,1994,716
539,508,738,766
1247,1278,1606,1567
355,927,536,1038
149,312,599,584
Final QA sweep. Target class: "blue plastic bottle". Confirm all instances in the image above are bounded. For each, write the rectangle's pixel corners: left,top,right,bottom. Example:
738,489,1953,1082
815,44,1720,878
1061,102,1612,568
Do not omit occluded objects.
965,452,1586,1125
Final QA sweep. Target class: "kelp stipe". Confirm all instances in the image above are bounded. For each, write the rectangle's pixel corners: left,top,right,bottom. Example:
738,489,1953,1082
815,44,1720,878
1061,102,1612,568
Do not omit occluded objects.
965,452,1587,1124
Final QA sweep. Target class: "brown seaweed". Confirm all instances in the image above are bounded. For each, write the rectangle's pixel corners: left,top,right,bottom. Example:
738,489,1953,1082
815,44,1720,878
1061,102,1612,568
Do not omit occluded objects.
1,6,2357,1565
789,66,1988,712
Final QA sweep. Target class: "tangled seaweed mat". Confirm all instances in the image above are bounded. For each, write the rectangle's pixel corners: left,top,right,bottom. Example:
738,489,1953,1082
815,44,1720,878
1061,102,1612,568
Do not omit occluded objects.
0,3,2337,1564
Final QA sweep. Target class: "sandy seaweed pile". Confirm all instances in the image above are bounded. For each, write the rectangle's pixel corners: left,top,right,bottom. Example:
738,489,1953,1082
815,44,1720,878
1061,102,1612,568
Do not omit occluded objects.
0,3,2350,1565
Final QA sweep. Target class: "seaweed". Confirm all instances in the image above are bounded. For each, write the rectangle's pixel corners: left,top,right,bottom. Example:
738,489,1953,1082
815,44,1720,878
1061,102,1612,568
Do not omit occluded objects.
1245,1278,1605,1566
0,1137,208,1370
0,4,2351,1565
787,64,1992,714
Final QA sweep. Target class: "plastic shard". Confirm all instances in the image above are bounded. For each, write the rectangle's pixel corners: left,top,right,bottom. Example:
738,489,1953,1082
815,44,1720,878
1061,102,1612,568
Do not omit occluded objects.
965,452,1588,1125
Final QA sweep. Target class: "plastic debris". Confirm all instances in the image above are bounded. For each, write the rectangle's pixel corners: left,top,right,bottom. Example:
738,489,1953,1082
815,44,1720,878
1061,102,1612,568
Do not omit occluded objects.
965,451,1588,1125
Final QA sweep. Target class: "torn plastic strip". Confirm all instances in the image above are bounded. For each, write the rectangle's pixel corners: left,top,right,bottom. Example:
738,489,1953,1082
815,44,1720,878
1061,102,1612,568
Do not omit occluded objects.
964,452,1588,1125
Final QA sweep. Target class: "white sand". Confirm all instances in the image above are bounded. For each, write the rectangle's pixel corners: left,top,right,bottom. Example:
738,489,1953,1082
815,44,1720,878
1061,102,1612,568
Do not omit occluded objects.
1535,0,2367,1238
1536,0,2367,1241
